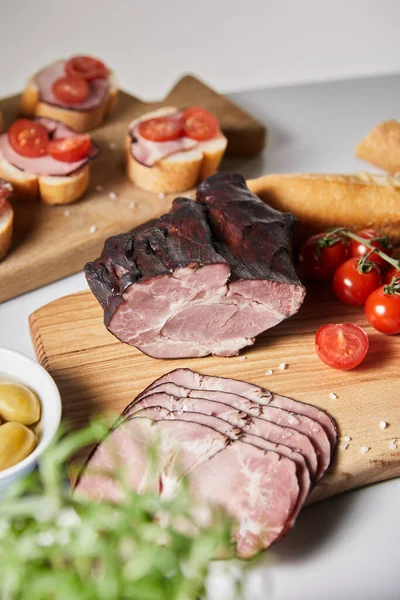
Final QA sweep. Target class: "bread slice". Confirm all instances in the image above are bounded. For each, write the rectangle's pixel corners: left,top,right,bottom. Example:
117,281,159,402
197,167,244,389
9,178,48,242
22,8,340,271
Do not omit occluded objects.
0,201,13,260
0,154,90,205
125,107,227,193
356,120,400,173
20,62,118,132
248,173,400,244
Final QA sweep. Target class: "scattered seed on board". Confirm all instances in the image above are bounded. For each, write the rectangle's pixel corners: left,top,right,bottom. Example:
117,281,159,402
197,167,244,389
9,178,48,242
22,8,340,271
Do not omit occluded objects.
108,142,116,150
339,443,349,450
329,392,338,400
89,225,97,234
129,201,136,209
158,192,165,199
279,363,288,370
343,436,351,442
95,185,104,192
238,356,247,360
360,446,370,454
108,192,117,201
266,369,273,376
379,421,388,430
389,439,397,450
63,209,71,217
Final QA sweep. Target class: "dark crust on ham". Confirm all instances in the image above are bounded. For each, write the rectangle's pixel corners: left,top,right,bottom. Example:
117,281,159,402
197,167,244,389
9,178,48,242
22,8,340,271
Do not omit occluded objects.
85,173,305,358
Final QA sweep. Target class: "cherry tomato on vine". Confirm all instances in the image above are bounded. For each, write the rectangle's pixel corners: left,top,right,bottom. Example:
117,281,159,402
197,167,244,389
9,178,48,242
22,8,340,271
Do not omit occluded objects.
365,285,400,335
332,258,382,305
315,323,369,370
349,228,392,269
384,267,400,285
299,233,348,281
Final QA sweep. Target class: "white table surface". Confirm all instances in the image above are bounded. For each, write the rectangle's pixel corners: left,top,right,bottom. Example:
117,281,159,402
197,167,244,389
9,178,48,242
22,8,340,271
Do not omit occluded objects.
1,73,399,600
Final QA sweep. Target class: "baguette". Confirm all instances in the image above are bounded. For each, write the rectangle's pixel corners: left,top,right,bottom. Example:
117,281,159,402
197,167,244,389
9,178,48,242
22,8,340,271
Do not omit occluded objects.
125,107,227,194
248,173,400,244
0,156,90,205
356,120,400,173
20,61,118,133
0,200,13,260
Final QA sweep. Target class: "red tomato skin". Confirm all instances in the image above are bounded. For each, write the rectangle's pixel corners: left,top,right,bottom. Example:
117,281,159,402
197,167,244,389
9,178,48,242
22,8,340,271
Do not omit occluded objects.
315,323,369,370
350,228,392,269
332,258,382,306
181,107,219,141
48,134,91,163
138,116,182,142
384,267,400,285
7,119,49,158
52,76,89,104
365,287,400,335
65,56,107,80
299,234,348,281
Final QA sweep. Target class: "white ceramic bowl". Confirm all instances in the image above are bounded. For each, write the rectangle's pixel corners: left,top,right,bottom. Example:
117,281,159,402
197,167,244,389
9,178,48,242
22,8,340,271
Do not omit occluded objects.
0,347,62,498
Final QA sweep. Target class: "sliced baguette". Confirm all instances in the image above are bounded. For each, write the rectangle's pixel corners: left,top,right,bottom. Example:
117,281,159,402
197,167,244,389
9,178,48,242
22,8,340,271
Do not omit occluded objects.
20,62,118,132
0,201,13,260
125,107,227,193
0,154,91,205
356,120,400,173
248,173,400,244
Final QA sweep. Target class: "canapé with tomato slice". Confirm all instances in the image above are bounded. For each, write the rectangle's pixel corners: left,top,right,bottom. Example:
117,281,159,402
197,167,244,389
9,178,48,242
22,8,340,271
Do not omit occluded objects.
125,106,227,193
0,117,99,204
20,55,117,132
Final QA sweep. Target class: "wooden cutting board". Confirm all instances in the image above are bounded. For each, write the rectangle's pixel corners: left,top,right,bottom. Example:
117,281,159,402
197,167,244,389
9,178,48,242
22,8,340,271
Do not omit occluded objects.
0,75,266,304
29,284,400,502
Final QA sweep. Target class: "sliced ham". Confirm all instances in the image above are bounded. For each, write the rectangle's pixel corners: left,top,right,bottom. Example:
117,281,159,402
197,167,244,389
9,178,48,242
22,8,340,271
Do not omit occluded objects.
126,386,318,479
36,60,110,111
143,368,337,451
127,397,311,525
0,119,99,176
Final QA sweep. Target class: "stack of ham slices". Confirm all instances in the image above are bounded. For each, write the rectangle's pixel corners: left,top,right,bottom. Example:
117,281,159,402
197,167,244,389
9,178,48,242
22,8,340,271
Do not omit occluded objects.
76,368,337,559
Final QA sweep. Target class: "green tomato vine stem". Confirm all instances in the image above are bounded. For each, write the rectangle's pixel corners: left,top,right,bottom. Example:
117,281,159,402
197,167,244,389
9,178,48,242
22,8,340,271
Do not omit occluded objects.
327,228,400,271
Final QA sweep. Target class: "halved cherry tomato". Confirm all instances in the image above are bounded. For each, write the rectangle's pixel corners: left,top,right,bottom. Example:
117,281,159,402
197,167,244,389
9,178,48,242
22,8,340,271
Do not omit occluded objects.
299,233,348,281
52,76,89,104
138,116,182,142
181,107,219,141
365,284,400,335
48,134,91,163
349,228,392,269
65,56,107,80
315,323,369,370
332,257,382,305
7,119,49,158
384,267,400,285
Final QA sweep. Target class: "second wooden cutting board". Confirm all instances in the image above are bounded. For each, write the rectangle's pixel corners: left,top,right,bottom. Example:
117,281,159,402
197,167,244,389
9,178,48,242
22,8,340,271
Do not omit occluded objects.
29,283,400,503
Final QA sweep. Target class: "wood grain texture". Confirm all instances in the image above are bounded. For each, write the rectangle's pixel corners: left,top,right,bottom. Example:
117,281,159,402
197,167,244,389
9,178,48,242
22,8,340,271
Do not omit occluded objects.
29,284,400,502
0,75,266,304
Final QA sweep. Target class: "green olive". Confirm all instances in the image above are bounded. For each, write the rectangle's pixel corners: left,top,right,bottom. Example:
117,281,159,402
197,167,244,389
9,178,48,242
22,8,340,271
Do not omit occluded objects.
0,382,41,425
0,422,37,472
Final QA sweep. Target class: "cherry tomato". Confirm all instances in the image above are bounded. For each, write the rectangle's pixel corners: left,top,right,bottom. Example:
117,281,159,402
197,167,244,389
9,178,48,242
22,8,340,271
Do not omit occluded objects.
315,323,369,370
384,267,400,285
365,285,400,334
181,107,219,141
332,258,382,305
65,56,107,80
299,233,348,281
7,119,49,158
350,228,392,269
48,134,91,163
138,116,182,142
52,76,89,104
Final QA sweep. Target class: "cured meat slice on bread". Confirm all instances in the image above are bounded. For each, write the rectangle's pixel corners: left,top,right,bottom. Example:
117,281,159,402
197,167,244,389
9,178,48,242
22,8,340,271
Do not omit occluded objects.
0,117,99,204
21,56,117,132
75,369,338,559
125,107,227,193
249,172,400,245
85,172,305,359
0,179,13,260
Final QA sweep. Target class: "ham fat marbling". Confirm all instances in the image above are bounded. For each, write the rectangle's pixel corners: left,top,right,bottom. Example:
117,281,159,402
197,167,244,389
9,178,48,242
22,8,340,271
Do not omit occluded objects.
85,172,306,359
76,369,337,559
